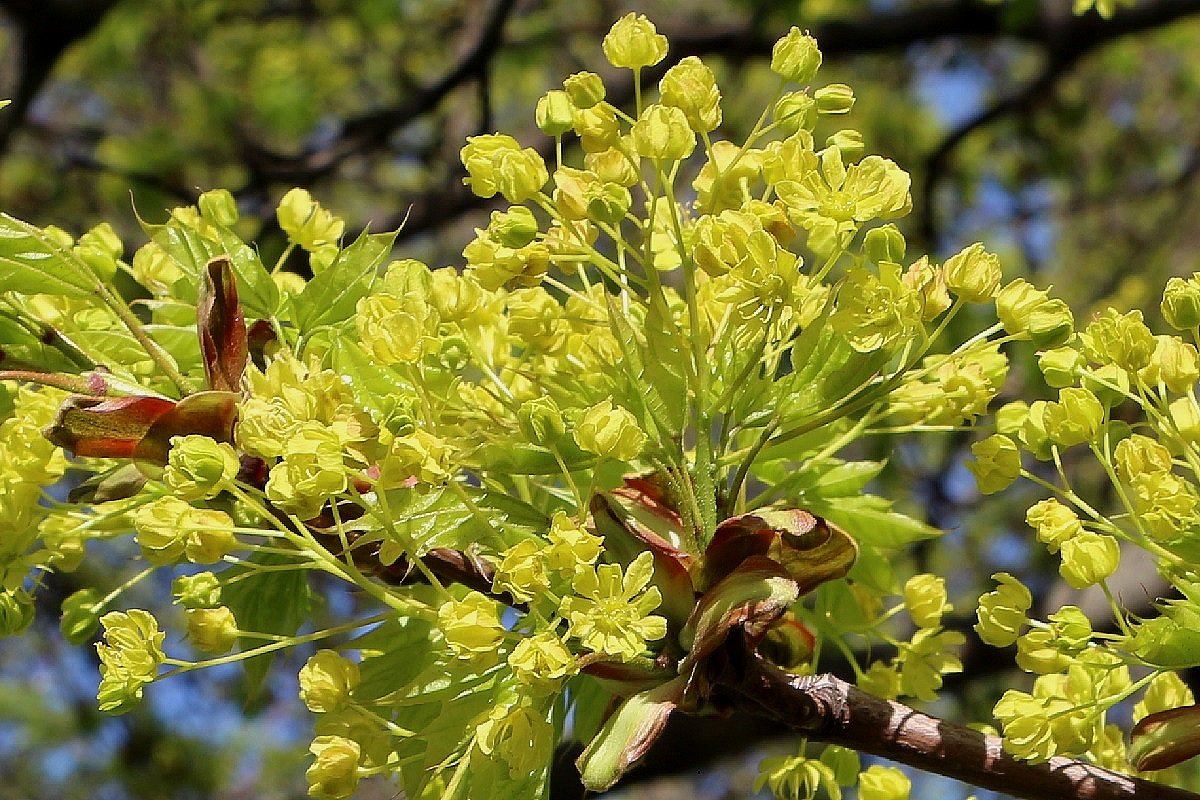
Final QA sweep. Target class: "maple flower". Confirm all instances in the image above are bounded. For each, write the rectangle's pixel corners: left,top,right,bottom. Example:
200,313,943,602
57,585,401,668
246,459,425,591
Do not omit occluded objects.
561,551,666,660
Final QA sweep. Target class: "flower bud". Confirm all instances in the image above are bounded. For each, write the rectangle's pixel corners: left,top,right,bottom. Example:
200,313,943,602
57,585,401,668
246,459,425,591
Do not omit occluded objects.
1042,387,1103,447
996,278,1050,336
858,764,911,800
488,206,539,248
1162,275,1200,330
277,188,344,255
1170,395,1200,444
306,735,361,799
585,147,638,187
1026,497,1083,553
1037,347,1084,388
61,588,102,645
1083,363,1130,407
173,571,222,609
827,129,865,157
602,13,668,70
535,90,575,136
770,28,822,84
494,148,549,204
135,496,190,565
493,540,550,604
460,133,520,198
182,507,238,564
563,71,606,108
0,589,34,637
572,102,620,152
517,396,566,445
1059,531,1119,589
632,104,696,162
967,434,1021,494
163,435,239,501
943,242,1002,303
660,56,722,132
814,83,855,115
975,572,1031,647
300,649,360,713
1048,605,1093,651
438,592,505,658
186,606,238,654
904,574,949,629
509,632,575,688
574,399,646,461
198,188,239,227
1027,299,1075,349
773,91,815,133
864,224,906,265
1020,400,1054,460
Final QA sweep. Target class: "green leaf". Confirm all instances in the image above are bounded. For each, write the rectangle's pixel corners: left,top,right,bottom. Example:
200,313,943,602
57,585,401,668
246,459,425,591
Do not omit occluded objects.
330,337,410,419
142,217,279,318
293,229,397,335
0,383,12,419
351,616,437,702
642,299,687,435
144,324,203,374
220,553,313,700
0,316,81,372
0,214,96,297
758,458,885,501
805,494,940,548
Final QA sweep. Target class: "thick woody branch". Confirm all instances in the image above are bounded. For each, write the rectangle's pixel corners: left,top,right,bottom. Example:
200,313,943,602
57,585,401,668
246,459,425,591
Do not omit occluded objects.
734,655,1200,800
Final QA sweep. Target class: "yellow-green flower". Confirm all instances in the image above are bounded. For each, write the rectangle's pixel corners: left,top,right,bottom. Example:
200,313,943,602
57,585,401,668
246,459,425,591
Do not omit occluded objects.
508,631,575,689
493,540,550,604
1042,387,1103,447
185,606,238,655
1059,531,1119,589
943,242,1002,303
967,435,1021,494
574,399,646,462
535,90,575,136
563,71,605,108
476,702,554,776
277,188,344,261
1026,498,1083,554
660,56,722,132
163,435,239,501
300,649,360,714
306,735,361,799
438,591,506,659
632,104,696,162
830,264,922,354
1162,275,1200,330
858,765,911,800
96,609,166,714
561,551,666,660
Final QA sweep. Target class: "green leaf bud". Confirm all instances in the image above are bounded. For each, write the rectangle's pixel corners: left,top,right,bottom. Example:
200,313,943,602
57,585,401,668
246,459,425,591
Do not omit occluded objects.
517,396,566,445
487,206,539,248
172,572,222,609
602,13,668,70
306,735,361,800
660,56,722,132
535,90,575,136
967,434,1021,494
975,572,1031,647
1025,298,1074,349
563,71,606,108
573,399,646,461
1042,387,1103,447
0,589,34,637
631,104,696,162
770,28,822,84
814,83,855,115
299,649,360,713
773,91,815,133
943,242,1002,303
60,588,103,645
198,188,239,227
163,435,239,501
185,606,238,654
1037,347,1084,389
1161,275,1200,330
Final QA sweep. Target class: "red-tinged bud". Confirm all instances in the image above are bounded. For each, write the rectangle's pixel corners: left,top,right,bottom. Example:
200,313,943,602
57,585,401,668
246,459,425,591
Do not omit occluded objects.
1131,704,1200,771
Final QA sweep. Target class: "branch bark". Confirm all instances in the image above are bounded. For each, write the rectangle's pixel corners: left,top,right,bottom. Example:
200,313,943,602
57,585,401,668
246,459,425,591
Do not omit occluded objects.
733,655,1200,800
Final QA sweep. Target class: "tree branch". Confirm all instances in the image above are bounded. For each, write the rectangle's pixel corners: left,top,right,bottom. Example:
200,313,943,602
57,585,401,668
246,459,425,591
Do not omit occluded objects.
734,656,1200,800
